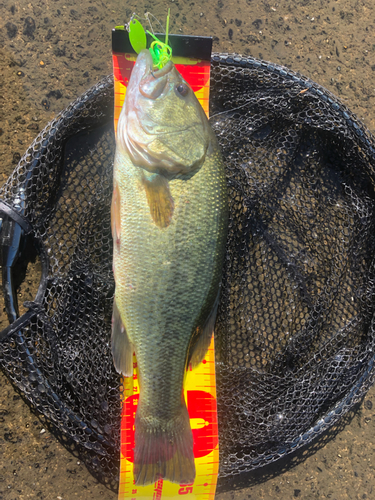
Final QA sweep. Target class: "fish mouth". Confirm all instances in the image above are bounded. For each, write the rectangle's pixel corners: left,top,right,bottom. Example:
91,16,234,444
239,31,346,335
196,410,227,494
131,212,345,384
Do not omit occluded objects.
136,50,175,100
138,49,174,79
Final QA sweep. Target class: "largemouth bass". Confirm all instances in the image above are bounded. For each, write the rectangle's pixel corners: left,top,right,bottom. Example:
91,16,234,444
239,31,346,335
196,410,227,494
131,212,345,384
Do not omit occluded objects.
111,49,228,486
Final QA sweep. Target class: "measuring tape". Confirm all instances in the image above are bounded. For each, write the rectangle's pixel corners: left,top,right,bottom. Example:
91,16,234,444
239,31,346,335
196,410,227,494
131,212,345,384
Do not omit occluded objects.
112,40,218,500
118,336,219,500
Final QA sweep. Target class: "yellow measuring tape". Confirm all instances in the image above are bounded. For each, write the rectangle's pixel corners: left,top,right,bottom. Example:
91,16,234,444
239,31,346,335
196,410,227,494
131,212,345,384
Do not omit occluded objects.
112,46,218,500
118,336,219,500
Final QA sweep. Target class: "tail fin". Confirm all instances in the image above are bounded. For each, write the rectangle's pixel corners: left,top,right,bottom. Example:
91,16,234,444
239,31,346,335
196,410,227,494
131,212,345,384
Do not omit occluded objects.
133,402,195,486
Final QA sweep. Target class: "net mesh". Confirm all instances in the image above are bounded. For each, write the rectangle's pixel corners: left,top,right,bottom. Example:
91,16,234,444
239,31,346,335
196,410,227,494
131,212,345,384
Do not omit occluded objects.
1,53,375,488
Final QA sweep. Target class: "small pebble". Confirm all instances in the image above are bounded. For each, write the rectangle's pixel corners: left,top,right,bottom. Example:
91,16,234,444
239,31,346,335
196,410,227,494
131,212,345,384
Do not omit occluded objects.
41,98,50,110
23,16,36,38
12,152,21,164
5,22,17,38
40,428,46,434
27,123,39,130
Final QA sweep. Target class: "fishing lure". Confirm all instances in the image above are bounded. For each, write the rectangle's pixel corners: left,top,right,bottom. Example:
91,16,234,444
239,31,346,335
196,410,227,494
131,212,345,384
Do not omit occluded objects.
128,9,173,69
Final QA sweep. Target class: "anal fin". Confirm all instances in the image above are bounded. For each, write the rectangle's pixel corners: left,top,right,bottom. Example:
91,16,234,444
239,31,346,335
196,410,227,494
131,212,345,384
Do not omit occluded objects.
142,173,174,228
111,299,133,376
189,290,220,368
111,182,121,244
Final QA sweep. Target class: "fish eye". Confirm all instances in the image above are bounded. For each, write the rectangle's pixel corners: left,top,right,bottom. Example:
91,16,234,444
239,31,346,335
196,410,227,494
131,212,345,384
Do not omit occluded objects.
175,83,189,97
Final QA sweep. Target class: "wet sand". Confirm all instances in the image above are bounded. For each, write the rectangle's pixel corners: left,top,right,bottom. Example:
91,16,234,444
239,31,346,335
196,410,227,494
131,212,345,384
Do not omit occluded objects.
1,0,375,498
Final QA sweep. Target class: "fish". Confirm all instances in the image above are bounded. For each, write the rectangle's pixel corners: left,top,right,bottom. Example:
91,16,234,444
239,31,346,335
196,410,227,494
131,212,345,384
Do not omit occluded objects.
111,49,228,486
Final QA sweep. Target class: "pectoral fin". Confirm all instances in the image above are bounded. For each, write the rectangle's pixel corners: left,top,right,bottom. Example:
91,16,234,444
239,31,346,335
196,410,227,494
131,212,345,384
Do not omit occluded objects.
111,299,133,376
142,174,174,228
189,290,220,368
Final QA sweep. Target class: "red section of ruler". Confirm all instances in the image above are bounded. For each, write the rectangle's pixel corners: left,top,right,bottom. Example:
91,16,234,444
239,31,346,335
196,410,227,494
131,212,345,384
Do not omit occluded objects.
174,61,210,93
113,52,135,87
187,390,218,459
112,53,209,93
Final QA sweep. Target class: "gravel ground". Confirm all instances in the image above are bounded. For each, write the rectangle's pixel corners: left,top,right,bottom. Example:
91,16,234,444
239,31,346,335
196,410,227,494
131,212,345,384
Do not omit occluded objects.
1,0,375,499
